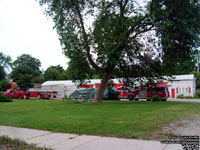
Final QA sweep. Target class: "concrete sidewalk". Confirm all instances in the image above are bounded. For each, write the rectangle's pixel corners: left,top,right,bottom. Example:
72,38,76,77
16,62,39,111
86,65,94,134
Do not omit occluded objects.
0,126,183,150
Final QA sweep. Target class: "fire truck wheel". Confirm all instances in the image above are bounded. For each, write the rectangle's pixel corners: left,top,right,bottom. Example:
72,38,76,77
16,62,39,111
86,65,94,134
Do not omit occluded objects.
128,95,134,101
18,95,22,99
135,99,139,101
147,99,151,101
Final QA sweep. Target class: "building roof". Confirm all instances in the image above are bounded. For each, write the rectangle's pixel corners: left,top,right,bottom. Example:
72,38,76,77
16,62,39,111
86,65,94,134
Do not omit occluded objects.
41,75,195,86
42,80,75,86
173,74,195,81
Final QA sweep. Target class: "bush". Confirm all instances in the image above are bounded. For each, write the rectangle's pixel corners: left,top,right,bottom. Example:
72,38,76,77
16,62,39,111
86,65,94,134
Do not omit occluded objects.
0,79,10,91
151,95,161,101
0,92,12,102
177,94,184,99
197,89,200,96
185,96,193,99
177,95,194,99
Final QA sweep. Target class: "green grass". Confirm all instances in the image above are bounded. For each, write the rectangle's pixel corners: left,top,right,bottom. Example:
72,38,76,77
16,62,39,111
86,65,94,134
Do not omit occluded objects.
0,100,200,139
0,136,51,150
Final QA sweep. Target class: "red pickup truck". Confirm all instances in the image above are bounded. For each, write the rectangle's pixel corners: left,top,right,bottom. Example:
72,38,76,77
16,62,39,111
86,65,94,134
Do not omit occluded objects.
118,86,169,101
3,89,57,99
3,89,25,99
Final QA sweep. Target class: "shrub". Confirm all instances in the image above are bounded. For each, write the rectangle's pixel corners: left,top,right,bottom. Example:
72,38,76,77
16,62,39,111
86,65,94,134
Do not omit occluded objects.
151,95,161,101
185,96,193,99
177,95,193,99
177,94,184,99
0,92,12,102
0,79,10,91
197,89,200,96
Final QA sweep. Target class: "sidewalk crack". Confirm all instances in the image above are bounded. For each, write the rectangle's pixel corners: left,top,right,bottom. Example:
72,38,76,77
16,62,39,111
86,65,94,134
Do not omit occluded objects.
26,132,53,141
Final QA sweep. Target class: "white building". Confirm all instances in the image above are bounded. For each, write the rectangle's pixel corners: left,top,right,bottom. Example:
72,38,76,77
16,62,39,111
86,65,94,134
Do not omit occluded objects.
41,74,196,99
167,74,196,98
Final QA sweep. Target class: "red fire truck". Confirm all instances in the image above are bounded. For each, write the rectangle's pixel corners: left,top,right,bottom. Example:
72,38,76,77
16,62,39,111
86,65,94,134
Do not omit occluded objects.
3,89,25,99
3,89,57,99
25,90,57,99
118,86,169,101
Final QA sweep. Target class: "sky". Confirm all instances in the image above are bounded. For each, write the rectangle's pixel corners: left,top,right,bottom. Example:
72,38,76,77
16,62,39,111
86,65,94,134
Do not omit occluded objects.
0,0,69,71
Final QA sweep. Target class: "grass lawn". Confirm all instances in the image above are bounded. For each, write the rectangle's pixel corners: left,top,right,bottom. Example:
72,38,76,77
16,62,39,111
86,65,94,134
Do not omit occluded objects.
0,100,200,140
0,136,52,150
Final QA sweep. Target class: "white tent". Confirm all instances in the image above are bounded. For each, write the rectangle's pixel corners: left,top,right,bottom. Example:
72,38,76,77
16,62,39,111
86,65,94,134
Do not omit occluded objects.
41,81,77,98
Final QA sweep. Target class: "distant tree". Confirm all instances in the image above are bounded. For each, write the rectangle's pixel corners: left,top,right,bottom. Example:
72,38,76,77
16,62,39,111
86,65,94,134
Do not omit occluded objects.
44,65,68,81
32,76,45,84
0,66,6,80
40,0,200,102
13,54,41,73
10,54,41,82
0,79,10,91
16,74,34,91
48,65,64,72
191,71,200,89
0,52,12,79
57,70,68,80
44,68,60,81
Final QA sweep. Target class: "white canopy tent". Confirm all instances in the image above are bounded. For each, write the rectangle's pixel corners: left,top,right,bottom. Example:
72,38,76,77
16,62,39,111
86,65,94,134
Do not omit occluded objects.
41,81,77,98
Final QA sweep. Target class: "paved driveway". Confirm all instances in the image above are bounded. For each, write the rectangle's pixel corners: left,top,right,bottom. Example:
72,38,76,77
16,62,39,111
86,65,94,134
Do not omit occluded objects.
121,98,200,103
167,98,200,103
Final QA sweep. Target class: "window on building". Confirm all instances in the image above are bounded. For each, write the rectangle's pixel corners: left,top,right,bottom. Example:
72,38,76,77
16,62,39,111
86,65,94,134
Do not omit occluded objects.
185,88,188,93
179,88,181,93
182,88,184,93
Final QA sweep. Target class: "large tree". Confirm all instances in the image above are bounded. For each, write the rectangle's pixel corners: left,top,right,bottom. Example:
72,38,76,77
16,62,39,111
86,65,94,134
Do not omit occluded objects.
39,0,200,102
153,0,200,75
16,74,34,91
10,54,41,81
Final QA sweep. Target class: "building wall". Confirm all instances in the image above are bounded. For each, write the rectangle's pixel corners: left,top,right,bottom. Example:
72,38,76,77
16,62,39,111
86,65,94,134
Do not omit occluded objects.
167,79,195,98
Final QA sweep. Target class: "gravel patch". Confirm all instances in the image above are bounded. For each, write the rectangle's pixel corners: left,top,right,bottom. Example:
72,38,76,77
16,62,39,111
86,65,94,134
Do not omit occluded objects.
162,115,200,136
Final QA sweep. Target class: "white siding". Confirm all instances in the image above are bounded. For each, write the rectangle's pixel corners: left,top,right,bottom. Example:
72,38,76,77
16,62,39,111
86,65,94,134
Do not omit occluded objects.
167,75,196,98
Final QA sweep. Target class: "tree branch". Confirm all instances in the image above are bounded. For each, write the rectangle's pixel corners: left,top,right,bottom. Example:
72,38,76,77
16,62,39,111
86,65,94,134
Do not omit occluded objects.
131,24,155,39
128,0,155,35
120,0,129,16
73,0,103,74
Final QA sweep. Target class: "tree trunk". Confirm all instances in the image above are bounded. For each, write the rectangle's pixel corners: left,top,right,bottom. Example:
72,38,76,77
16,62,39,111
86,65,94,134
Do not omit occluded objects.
93,72,111,103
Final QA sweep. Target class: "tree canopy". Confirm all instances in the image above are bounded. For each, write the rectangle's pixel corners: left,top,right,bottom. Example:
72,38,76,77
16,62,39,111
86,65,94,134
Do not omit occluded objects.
12,54,41,74
10,54,41,81
44,65,68,81
0,52,12,79
10,54,42,90
39,0,200,102
16,74,34,91
153,0,200,75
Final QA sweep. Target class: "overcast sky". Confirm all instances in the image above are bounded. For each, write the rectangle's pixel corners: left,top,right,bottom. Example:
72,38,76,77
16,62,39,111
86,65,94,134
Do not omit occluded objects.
0,0,69,71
